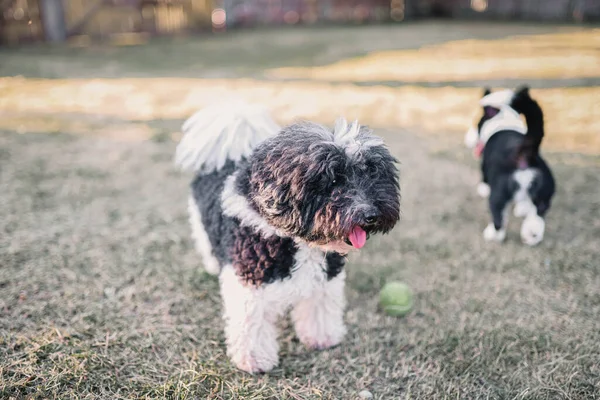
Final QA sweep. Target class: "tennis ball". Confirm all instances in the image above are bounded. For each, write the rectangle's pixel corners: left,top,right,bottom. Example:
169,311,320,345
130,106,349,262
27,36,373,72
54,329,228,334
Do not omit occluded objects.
379,281,413,317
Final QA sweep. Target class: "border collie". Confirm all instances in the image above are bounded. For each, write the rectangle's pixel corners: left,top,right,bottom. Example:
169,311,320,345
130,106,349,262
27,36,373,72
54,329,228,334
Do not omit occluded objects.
465,87,555,246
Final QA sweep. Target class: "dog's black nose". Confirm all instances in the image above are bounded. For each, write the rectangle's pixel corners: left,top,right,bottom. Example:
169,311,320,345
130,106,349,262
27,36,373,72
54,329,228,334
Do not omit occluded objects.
363,212,380,225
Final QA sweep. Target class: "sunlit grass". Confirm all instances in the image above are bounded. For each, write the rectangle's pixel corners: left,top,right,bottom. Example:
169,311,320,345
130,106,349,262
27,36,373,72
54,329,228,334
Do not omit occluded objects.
268,29,600,83
1,77,598,154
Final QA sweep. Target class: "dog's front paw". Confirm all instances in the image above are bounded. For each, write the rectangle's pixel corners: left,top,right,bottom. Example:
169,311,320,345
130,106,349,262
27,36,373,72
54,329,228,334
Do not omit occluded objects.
477,183,491,198
226,328,280,374
483,224,506,242
292,274,347,351
520,214,545,246
297,327,346,351
294,308,346,350
294,315,346,350
229,352,278,374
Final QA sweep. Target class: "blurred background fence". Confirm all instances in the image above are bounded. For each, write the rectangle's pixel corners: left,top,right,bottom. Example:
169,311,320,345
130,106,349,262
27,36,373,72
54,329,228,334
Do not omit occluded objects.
2,0,600,45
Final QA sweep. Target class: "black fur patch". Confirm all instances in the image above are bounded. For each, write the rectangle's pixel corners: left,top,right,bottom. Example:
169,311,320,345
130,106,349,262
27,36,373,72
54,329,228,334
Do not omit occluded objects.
231,226,297,286
509,86,545,165
325,252,345,280
191,161,239,265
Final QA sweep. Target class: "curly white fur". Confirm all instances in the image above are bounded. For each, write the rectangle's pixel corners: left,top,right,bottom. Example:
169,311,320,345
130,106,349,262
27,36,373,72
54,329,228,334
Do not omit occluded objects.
175,100,280,174
219,244,346,374
292,271,346,350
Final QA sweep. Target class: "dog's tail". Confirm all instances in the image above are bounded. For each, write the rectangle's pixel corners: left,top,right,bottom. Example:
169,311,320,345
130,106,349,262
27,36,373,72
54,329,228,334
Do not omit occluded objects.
510,86,545,164
175,100,280,174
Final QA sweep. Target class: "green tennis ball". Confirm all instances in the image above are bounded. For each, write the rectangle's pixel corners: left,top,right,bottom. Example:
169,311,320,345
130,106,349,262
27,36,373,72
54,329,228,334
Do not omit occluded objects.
379,281,413,317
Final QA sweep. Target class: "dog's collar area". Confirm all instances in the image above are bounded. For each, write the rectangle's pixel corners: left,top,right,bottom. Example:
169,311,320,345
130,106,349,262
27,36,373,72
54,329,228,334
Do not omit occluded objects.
470,106,527,159
479,107,527,145
221,172,287,238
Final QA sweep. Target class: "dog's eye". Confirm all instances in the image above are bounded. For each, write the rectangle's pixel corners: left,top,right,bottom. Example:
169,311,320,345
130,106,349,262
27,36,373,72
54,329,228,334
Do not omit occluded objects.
328,173,345,187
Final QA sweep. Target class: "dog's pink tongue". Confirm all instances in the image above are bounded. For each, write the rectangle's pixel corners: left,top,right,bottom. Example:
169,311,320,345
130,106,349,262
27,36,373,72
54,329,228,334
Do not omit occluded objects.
474,142,485,158
348,226,367,249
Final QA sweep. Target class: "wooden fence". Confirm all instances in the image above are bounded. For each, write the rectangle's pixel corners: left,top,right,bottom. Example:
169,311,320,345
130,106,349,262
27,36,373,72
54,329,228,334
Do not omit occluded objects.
1,0,214,45
1,0,599,45
415,0,600,22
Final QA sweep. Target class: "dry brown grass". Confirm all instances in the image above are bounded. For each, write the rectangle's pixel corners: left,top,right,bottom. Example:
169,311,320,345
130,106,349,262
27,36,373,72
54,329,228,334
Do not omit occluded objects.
268,29,600,83
1,126,599,399
1,77,599,155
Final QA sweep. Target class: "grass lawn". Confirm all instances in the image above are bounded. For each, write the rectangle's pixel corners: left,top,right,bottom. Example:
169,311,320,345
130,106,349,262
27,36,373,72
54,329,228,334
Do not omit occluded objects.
1,22,599,399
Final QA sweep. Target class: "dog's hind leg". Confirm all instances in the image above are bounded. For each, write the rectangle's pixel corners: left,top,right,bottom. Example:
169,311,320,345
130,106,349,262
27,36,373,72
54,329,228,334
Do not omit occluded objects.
520,196,548,247
483,183,512,242
220,266,280,374
519,171,551,246
520,212,545,246
188,196,220,275
512,169,537,218
478,164,491,198
291,271,347,350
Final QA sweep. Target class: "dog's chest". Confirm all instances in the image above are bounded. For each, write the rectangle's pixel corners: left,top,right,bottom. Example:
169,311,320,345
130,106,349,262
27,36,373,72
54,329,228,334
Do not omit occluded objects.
263,244,330,307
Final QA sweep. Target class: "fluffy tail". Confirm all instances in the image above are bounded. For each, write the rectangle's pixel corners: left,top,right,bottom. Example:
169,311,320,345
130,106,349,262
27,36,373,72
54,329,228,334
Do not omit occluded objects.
510,86,545,164
175,100,280,174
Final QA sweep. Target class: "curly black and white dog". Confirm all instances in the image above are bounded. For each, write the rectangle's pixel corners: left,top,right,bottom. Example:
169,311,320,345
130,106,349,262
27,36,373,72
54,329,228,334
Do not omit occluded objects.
175,101,400,373
464,87,555,246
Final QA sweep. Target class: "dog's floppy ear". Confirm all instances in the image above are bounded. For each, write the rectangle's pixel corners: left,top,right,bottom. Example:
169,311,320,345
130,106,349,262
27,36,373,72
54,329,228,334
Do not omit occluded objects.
483,106,500,118
514,85,530,98
482,87,492,97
